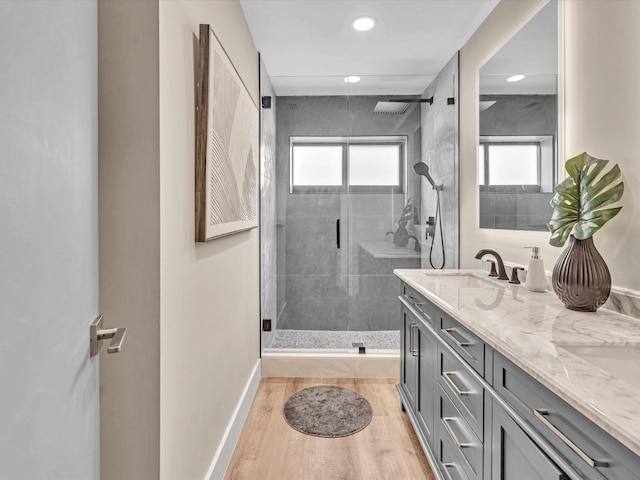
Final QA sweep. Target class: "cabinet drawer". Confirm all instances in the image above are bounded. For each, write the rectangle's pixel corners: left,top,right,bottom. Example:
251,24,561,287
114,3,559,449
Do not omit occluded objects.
439,314,484,376
494,352,640,480
438,429,472,480
438,384,483,480
438,344,484,441
402,284,434,326
492,404,569,480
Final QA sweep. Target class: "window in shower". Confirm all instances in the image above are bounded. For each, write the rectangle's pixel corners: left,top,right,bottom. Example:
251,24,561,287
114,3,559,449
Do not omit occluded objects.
290,136,406,193
478,135,555,192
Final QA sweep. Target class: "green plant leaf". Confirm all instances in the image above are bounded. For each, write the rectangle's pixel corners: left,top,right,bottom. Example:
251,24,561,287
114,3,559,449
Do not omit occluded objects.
547,152,624,247
574,207,623,239
548,221,576,247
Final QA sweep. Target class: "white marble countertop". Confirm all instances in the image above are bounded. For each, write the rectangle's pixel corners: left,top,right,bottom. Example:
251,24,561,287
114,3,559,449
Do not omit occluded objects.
394,268,640,456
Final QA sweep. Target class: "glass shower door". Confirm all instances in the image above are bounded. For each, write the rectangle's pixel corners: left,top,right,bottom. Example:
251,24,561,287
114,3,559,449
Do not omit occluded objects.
344,91,423,349
272,89,352,346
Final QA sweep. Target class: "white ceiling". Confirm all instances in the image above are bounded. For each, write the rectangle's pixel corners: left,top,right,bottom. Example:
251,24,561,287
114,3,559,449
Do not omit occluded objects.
240,0,500,96
480,0,558,95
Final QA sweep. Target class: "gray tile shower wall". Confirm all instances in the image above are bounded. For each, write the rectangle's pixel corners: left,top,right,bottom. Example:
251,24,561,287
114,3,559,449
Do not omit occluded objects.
275,95,421,331
480,94,557,137
479,192,553,231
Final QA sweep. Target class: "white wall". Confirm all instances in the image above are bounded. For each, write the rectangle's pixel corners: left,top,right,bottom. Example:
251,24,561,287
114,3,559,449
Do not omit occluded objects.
99,1,260,479
98,2,161,479
563,0,640,290
460,0,640,291
158,1,260,479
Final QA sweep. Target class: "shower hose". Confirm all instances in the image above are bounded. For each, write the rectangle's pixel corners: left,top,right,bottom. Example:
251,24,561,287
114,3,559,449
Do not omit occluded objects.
430,189,445,269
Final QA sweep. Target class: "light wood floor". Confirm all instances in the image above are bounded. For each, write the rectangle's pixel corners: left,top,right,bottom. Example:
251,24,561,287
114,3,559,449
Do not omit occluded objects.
223,377,434,480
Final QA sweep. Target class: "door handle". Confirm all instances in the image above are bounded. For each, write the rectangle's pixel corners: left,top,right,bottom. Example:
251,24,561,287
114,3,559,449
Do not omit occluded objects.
411,324,419,356
336,218,340,249
90,315,127,356
409,321,415,354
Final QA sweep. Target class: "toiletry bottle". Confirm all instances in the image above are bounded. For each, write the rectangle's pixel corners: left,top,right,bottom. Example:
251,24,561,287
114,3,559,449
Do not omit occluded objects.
524,246,546,292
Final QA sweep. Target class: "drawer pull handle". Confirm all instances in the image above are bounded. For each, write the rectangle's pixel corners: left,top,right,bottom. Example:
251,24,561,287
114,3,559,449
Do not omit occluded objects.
407,295,425,306
442,463,456,480
443,371,472,396
443,417,473,448
407,295,431,320
534,409,608,468
442,327,472,348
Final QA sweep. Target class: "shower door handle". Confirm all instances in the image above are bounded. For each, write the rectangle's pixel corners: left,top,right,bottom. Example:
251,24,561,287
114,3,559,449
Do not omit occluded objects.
336,219,340,249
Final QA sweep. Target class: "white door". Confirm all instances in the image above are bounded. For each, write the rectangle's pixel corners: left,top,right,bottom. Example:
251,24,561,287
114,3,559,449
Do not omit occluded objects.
0,1,100,478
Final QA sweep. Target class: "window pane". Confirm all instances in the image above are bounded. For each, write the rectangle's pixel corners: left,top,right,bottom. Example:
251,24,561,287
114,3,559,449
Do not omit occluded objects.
478,145,485,185
292,145,343,186
348,144,400,186
488,145,538,185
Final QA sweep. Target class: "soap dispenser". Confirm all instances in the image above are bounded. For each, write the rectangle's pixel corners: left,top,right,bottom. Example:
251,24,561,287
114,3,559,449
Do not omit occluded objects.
524,247,546,292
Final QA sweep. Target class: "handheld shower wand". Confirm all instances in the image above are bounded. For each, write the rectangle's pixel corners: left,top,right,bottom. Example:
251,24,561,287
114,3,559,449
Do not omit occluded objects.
413,162,445,269
413,162,443,190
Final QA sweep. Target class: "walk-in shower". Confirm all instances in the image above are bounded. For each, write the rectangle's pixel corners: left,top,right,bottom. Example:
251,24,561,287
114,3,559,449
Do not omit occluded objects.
259,58,459,356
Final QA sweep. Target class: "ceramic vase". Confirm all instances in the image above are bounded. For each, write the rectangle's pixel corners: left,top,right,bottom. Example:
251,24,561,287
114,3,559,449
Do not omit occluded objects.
552,235,611,311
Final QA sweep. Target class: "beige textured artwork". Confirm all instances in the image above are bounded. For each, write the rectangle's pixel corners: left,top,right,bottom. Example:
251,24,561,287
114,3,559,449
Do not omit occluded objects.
196,25,258,241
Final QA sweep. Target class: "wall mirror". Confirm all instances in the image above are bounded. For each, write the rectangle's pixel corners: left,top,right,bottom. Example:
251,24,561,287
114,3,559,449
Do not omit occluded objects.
478,0,558,231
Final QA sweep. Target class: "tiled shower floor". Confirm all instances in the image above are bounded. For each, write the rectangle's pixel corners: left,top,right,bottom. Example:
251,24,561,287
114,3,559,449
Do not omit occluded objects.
268,329,400,350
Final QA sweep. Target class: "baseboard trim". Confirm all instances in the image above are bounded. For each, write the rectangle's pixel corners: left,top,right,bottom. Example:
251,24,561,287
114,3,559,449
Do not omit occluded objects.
261,351,400,378
204,359,261,480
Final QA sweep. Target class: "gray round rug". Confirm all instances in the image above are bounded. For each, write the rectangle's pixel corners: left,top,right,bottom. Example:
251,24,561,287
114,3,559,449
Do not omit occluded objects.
283,385,373,438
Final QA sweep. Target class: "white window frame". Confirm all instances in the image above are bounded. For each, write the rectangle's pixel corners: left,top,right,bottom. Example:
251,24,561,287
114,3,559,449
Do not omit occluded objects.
478,135,555,193
290,135,407,194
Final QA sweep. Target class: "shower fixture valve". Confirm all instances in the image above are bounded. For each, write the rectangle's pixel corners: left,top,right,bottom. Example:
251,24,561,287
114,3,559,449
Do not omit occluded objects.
425,216,436,240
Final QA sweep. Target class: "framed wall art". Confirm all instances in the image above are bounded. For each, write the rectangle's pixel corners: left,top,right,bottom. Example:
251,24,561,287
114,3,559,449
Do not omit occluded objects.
195,24,259,242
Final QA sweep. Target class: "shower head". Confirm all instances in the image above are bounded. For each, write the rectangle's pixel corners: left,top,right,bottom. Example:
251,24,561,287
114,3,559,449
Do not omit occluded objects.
373,96,434,115
373,101,412,114
413,162,442,191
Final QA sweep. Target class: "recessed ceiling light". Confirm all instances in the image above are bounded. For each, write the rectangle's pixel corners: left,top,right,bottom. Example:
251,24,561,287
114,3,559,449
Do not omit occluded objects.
352,16,376,32
507,74,525,82
344,76,361,84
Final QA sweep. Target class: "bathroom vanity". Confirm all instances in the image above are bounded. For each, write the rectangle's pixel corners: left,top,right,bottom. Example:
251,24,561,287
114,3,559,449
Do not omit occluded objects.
395,269,640,480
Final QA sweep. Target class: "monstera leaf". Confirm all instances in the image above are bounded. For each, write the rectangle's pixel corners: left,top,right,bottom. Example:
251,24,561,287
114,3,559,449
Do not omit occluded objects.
548,152,624,247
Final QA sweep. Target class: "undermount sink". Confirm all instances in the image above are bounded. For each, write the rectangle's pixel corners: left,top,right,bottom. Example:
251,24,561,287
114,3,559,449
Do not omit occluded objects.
561,345,640,390
421,274,493,288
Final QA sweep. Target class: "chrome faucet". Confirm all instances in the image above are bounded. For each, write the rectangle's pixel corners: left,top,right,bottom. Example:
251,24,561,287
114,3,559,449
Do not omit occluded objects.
475,249,509,280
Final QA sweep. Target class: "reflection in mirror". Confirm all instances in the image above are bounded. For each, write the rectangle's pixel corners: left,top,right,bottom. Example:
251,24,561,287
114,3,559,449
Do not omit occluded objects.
478,0,557,231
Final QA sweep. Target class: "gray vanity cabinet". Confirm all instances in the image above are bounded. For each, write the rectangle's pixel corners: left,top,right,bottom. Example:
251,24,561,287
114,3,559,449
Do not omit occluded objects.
397,279,640,480
491,405,569,480
494,352,640,480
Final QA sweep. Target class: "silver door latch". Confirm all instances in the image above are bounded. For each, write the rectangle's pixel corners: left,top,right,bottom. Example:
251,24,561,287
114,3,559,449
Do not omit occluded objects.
90,315,127,356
